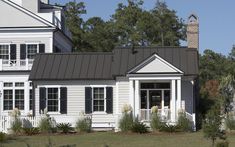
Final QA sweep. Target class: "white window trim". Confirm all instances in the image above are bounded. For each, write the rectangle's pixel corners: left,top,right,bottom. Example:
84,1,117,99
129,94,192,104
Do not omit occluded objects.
26,43,39,60
91,87,107,114
2,82,25,112
45,87,61,114
0,44,10,60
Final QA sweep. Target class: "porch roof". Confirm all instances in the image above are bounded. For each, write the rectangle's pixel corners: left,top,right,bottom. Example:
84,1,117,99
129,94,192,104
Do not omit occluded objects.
29,47,198,80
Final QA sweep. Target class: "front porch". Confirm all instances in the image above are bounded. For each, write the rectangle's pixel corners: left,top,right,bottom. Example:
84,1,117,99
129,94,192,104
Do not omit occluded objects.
129,78,182,124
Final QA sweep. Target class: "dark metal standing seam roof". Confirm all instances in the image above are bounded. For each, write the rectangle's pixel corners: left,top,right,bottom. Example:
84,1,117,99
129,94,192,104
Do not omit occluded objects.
29,47,199,80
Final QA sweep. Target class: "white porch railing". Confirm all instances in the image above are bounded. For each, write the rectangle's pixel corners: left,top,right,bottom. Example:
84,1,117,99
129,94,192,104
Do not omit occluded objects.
0,115,42,133
0,59,34,71
139,109,171,122
0,115,93,133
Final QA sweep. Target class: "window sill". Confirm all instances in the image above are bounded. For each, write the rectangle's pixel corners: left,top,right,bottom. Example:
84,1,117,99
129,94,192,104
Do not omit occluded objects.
92,112,107,115
47,112,61,115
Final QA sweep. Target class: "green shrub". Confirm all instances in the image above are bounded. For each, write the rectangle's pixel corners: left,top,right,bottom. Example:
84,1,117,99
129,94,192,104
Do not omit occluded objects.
216,140,229,147
131,120,149,134
177,112,193,132
57,123,73,134
23,127,39,136
38,117,53,133
159,123,181,133
225,114,235,130
75,117,91,133
150,113,161,131
0,132,7,143
119,112,133,132
11,118,22,134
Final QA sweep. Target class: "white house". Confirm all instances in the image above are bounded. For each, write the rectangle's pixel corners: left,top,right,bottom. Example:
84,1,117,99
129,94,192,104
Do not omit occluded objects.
29,14,199,130
0,0,72,117
0,0,199,132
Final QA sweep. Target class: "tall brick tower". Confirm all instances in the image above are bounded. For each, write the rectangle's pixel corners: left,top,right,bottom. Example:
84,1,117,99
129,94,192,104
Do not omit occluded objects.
187,14,199,50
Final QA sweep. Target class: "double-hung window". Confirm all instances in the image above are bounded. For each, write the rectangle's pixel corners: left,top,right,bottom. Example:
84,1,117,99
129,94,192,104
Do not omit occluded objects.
26,44,38,59
0,44,10,60
93,87,105,112
47,88,59,112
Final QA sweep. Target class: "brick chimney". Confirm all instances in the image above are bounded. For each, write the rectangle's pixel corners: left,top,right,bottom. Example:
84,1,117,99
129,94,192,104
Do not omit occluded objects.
187,14,199,50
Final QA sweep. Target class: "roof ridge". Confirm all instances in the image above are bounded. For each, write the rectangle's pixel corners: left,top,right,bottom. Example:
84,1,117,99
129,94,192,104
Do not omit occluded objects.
38,52,114,55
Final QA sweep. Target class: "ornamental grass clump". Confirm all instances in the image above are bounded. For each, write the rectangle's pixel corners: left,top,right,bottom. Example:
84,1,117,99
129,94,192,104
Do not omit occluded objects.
119,104,133,132
10,108,22,135
177,110,193,132
150,106,161,131
75,112,92,133
38,109,55,133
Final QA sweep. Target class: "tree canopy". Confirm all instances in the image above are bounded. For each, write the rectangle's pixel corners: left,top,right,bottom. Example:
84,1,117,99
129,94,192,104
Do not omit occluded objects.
64,0,186,52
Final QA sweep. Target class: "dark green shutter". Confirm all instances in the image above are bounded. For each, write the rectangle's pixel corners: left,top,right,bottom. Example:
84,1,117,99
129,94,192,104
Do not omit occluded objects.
20,44,26,59
85,87,92,114
39,44,45,53
39,87,46,114
60,87,67,114
10,44,16,60
106,87,113,114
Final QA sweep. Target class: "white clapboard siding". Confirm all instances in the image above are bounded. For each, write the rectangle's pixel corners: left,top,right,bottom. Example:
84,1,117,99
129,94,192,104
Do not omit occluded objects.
118,80,130,113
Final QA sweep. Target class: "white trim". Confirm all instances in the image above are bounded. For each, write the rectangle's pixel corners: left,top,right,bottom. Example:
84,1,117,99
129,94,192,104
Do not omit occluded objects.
170,80,176,122
2,0,56,28
45,87,61,113
129,80,134,112
90,85,107,88
128,54,184,74
129,76,181,80
91,87,106,113
116,81,119,114
134,80,140,117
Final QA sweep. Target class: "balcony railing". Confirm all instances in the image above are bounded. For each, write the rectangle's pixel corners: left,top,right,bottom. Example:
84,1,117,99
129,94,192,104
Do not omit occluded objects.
0,59,34,71
139,108,171,122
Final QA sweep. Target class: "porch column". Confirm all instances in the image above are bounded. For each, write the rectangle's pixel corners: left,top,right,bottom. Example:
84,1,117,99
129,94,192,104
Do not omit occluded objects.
171,80,176,123
129,80,134,113
134,80,140,117
177,79,182,113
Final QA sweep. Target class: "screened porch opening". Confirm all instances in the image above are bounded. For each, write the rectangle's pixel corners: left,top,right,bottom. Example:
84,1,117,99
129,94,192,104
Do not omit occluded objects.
140,82,171,121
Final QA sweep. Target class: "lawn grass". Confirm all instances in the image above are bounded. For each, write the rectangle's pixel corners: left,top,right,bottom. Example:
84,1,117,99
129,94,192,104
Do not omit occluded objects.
1,131,235,147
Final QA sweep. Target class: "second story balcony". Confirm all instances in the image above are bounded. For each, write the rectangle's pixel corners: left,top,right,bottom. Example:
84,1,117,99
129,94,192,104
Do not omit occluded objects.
0,59,34,71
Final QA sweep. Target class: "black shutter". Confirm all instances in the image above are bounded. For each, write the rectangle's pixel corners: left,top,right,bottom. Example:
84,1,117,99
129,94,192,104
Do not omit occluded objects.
106,87,113,114
39,87,46,114
10,44,16,60
85,87,92,114
39,44,45,53
20,44,26,59
60,87,67,114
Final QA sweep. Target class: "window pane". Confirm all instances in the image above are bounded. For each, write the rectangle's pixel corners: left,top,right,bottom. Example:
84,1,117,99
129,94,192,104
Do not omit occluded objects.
15,90,24,110
164,90,170,107
15,82,24,87
141,83,170,89
4,82,13,87
27,44,38,59
3,90,13,110
0,45,9,60
47,88,59,112
93,88,104,112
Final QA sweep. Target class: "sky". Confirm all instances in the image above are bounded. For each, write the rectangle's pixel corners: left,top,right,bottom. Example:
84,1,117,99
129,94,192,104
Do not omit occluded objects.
50,0,235,55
